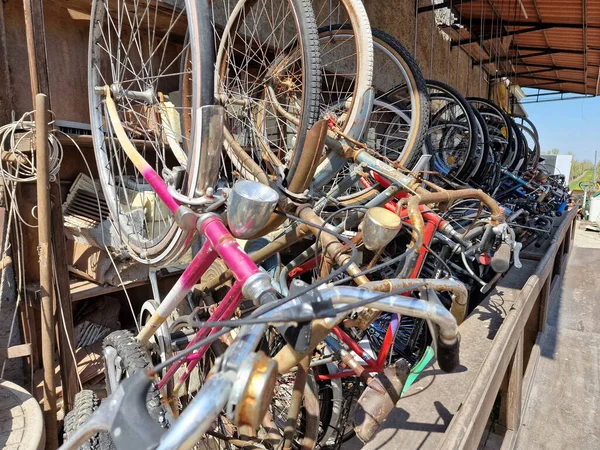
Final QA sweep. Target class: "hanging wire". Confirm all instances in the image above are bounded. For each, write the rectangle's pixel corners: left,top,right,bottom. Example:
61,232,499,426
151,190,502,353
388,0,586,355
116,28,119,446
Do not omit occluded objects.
447,0,454,83
466,0,474,96
494,0,504,97
510,0,522,113
0,111,63,183
456,0,463,89
479,0,485,96
414,0,419,57
60,132,141,332
430,0,436,79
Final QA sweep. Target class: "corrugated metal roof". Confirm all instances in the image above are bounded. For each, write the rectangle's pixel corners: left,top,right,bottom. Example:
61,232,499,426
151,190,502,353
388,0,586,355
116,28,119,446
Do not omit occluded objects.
430,0,600,96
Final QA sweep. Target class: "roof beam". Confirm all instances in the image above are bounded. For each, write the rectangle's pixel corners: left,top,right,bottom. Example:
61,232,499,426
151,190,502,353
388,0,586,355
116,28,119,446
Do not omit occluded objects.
508,45,587,55
453,23,599,46
474,50,560,65
516,75,587,85
475,20,600,29
583,0,588,95
522,81,572,88
501,66,586,78
452,24,552,46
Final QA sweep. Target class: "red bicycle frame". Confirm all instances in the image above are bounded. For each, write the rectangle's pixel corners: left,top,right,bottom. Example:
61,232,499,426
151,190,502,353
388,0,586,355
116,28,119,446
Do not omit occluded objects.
288,184,456,382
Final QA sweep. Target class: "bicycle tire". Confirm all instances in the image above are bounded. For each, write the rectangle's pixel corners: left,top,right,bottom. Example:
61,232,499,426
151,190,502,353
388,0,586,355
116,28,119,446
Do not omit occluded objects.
468,106,491,183
315,0,374,139
316,28,430,201
88,0,213,264
428,80,478,182
468,97,515,169
63,390,114,450
102,330,167,426
371,29,430,169
214,0,321,189
515,121,541,172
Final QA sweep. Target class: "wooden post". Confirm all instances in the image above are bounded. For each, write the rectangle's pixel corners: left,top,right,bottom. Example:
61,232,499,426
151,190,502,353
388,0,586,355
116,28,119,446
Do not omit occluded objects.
537,276,552,333
50,182,78,412
505,334,524,432
22,0,77,412
23,0,51,102
36,93,58,450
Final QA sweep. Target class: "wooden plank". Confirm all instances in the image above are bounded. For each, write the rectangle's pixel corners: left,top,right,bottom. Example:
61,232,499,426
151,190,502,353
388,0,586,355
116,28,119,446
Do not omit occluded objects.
23,0,51,100
50,181,78,413
537,276,552,334
345,260,537,450
436,207,577,450
46,0,187,41
34,342,105,403
71,279,146,301
22,0,77,417
0,3,14,124
0,343,32,360
506,334,524,431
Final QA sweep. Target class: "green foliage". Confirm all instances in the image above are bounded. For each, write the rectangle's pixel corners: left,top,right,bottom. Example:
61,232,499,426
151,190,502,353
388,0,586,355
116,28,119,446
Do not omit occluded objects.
542,148,560,155
571,159,593,181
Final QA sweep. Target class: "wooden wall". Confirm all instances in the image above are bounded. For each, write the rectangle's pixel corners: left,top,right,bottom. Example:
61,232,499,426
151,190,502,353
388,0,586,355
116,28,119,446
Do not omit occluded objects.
0,1,489,127
364,0,488,97
1,0,90,122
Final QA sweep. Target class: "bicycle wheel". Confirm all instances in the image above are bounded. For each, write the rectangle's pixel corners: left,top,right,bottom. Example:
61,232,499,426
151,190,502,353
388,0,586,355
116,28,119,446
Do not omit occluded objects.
311,0,374,191
314,1,373,139
468,98,514,170
427,80,478,184
212,0,321,193
89,0,213,263
317,28,430,201
514,121,540,173
467,106,491,183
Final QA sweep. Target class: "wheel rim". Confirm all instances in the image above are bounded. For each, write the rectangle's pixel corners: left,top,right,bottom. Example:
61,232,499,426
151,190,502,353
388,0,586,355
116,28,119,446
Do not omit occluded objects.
427,87,475,181
213,0,316,185
88,0,198,262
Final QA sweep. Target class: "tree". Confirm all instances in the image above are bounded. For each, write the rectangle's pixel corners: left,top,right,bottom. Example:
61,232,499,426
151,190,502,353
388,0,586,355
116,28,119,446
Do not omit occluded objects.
542,148,560,155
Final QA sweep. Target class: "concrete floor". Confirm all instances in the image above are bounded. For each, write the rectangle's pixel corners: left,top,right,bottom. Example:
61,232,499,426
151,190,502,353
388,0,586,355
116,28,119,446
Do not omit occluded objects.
342,221,600,450
513,224,600,450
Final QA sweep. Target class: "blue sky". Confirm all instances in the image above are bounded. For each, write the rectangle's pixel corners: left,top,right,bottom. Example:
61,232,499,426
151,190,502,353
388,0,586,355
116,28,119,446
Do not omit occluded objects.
522,89,600,163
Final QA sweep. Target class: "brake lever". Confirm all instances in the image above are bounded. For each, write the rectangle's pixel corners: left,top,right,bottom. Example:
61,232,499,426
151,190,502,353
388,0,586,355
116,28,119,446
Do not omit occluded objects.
512,241,523,269
59,371,165,450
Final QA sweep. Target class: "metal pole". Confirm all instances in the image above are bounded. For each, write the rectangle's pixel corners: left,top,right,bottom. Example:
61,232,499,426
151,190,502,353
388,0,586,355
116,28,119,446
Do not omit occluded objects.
23,0,77,413
593,150,598,187
36,93,58,450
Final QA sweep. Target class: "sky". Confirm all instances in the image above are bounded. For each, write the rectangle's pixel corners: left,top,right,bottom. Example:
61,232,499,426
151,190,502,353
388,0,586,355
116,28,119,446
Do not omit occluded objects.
522,89,600,163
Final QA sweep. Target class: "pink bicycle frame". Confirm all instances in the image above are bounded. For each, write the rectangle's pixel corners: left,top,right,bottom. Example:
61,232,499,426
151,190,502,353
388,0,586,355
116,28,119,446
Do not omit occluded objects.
107,103,268,393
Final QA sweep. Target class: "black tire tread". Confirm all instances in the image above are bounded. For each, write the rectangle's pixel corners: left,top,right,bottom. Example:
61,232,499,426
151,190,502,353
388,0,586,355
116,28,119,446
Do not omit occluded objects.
428,80,479,179
371,28,430,171
63,390,114,450
102,330,166,426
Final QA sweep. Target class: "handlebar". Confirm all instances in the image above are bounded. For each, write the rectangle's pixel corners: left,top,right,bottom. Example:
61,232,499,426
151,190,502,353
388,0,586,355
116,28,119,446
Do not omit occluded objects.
61,283,461,450
491,241,512,273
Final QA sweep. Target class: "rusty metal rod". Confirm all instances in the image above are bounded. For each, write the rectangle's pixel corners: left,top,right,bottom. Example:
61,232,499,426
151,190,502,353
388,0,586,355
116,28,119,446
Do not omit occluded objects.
360,278,469,325
300,372,319,450
36,93,58,449
407,188,505,255
283,355,310,450
297,205,369,285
